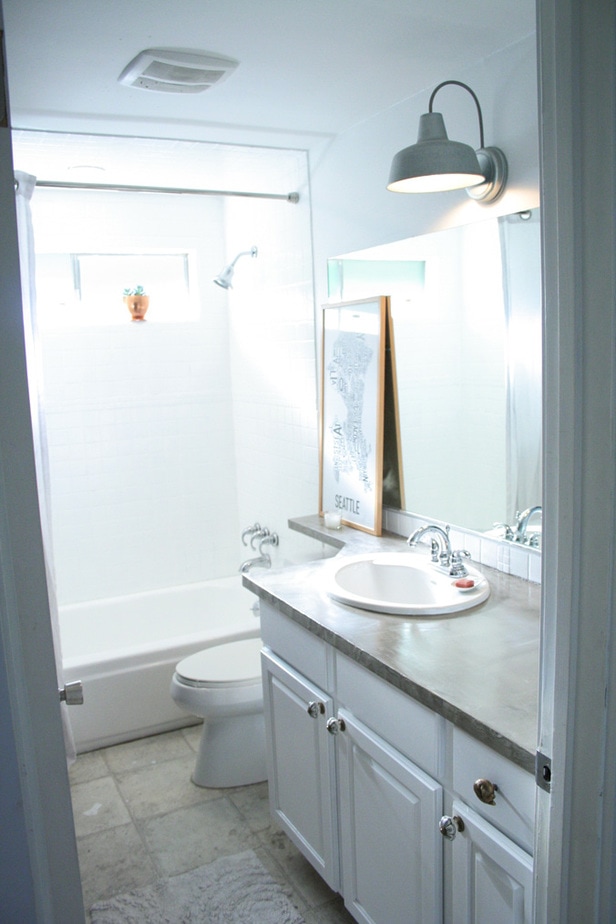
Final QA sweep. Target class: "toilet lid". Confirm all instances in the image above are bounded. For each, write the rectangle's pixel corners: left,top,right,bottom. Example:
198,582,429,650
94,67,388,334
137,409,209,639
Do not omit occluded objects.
175,637,262,685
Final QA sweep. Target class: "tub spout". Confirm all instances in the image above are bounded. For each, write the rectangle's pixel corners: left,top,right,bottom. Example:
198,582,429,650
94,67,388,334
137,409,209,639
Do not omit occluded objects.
239,553,271,574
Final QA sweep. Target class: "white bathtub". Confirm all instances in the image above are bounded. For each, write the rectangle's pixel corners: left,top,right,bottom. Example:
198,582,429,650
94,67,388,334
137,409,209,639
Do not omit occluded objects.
60,577,261,753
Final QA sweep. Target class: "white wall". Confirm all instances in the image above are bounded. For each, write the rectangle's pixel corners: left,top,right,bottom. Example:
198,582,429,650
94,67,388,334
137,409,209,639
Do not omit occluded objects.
224,173,321,567
310,34,540,307
31,146,319,606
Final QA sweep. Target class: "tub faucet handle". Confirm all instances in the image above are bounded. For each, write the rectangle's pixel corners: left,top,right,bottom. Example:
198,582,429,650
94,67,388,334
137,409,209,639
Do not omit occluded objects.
250,527,270,549
258,532,279,555
241,523,262,546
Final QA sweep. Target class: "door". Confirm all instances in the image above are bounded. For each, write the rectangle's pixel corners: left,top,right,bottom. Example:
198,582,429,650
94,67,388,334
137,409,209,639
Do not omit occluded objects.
261,649,339,890
337,708,443,924
0,13,84,920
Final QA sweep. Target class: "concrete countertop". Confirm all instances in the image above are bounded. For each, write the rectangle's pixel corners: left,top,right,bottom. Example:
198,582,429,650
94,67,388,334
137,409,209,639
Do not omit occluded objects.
243,515,541,774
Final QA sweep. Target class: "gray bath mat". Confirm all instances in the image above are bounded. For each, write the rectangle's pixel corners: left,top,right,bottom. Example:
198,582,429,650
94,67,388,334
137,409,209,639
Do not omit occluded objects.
90,849,305,924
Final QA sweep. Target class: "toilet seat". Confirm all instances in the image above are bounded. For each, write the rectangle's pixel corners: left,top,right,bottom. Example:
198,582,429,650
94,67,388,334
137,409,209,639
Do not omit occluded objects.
175,637,262,688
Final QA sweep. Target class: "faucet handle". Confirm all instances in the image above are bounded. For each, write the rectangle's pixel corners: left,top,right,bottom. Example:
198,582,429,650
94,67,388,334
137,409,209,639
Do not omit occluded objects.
251,527,270,549
450,549,471,576
258,532,279,555
241,522,262,546
492,522,515,540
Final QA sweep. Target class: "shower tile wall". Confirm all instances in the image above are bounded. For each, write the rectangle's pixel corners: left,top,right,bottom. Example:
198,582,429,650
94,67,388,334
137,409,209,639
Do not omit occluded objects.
224,187,319,568
32,146,319,606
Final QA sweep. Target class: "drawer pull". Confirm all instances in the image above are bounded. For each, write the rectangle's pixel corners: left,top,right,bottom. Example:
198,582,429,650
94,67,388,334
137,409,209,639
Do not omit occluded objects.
473,778,498,805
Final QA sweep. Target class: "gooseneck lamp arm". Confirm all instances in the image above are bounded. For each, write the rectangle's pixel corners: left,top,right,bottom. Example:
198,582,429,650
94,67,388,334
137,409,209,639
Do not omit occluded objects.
387,79,507,203
429,80,485,149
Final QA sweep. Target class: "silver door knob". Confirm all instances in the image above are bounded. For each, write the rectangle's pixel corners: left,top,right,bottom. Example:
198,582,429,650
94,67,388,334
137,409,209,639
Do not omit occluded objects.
439,815,465,840
326,716,345,735
59,680,84,705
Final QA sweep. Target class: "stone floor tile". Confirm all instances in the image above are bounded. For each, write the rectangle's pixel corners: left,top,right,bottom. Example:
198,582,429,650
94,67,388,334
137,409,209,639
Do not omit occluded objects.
115,753,221,819
102,728,193,774
227,780,272,832
140,797,258,878
303,898,357,923
181,722,203,752
71,776,131,838
77,821,157,910
69,749,109,786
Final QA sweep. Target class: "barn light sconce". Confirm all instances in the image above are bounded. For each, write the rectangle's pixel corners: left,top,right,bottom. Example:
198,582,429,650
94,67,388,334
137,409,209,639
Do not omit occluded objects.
387,80,507,203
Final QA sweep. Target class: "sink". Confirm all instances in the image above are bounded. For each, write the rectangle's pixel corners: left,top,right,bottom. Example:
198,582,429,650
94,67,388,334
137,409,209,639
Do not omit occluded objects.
324,551,490,616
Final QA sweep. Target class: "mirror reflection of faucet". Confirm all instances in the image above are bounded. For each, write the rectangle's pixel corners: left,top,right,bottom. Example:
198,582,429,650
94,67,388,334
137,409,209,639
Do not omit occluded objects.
514,506,542,545
489,506,542,547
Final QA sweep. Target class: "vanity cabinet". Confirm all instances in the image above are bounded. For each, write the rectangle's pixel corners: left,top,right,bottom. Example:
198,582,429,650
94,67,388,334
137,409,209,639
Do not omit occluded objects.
337,707,443,924
259,601,535,924
261,649,339,889
447,799,533,924
443,728,535,924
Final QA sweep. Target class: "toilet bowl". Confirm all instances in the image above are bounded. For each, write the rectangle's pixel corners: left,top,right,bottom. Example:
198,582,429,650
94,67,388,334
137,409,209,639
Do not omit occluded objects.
170,636,266,788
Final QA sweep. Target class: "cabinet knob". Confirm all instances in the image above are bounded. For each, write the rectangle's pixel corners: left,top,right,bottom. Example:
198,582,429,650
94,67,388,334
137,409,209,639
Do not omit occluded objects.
473,778,499,805
307,701,324,718
326,716,345,735
439,815,465,840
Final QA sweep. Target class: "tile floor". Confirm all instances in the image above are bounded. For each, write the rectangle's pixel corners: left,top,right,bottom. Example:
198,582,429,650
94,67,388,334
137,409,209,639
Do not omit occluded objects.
69,725,355,923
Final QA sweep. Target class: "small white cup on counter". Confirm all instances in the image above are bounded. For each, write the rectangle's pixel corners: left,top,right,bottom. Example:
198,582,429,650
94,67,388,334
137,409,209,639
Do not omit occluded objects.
324,511,342,529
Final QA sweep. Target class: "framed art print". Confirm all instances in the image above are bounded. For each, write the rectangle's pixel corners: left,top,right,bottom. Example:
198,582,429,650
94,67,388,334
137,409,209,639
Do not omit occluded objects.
319,296,387,535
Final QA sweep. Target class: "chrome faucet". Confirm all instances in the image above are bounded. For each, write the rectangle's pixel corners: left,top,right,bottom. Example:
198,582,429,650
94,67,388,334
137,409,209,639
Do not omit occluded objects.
239,531,279,574
514,506,542,544
239,553,271,574
407,524,452,568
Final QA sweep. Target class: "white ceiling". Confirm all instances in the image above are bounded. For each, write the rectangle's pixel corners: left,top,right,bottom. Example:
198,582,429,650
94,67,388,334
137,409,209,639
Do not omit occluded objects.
3,0,535,152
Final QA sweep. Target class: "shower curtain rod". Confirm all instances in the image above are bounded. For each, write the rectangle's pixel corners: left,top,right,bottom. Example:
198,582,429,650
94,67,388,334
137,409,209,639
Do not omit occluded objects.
33,179,300,203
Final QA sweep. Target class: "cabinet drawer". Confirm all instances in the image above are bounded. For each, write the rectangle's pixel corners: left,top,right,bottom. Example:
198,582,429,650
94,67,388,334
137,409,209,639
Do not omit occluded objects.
260,602,329,689
336,652,443,778
452,727,535,854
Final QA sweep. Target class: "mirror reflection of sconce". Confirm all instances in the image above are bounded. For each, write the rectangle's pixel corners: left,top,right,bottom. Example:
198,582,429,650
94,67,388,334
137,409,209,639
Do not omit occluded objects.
213,245,258,289
387,80,508,204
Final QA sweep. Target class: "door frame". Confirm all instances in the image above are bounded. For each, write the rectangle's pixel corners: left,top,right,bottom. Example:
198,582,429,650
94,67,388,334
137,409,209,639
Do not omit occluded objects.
0,11,84,920
535,0,616,920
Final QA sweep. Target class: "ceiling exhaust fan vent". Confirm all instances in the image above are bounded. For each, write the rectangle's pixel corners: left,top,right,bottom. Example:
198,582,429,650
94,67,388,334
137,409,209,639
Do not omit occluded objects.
118,49,239,94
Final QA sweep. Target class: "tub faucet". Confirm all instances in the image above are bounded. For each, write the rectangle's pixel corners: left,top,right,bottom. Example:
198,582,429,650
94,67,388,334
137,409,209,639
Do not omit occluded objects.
514,506,542,544
407,524,452,569
239,553,271,574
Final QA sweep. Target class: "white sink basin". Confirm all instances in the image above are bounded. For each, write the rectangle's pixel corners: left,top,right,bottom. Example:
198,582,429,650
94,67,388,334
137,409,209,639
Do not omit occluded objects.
324,551,490,616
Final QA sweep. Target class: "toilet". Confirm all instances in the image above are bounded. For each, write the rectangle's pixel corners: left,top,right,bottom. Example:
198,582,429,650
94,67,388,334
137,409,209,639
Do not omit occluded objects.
170,636,266,788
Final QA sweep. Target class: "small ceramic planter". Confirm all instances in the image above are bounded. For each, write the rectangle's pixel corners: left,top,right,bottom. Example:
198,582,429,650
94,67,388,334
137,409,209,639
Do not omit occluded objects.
124,295,150,321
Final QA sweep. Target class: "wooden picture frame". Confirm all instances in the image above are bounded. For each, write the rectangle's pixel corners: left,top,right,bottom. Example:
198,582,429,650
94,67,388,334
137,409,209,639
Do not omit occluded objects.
319,296,387,535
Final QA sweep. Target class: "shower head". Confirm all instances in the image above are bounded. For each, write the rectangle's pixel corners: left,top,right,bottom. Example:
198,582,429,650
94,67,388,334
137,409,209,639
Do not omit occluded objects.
213,246,258,289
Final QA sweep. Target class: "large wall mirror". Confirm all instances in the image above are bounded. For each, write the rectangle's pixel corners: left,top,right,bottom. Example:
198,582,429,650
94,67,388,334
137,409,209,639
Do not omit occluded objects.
328,209,542,543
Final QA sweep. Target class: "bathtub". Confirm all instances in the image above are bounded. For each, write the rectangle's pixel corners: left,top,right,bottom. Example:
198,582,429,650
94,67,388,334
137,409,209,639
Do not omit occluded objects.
60,577,261,753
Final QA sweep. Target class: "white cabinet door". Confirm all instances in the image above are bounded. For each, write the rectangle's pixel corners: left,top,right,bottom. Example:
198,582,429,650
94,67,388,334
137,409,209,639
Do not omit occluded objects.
261,649,340,890
337,708,443,924
450,799,533,924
